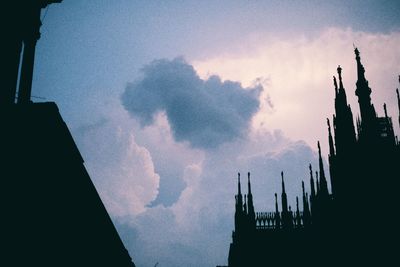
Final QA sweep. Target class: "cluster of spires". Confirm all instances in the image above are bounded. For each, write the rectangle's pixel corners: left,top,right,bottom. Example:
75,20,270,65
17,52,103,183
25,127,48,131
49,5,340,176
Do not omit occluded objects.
235,139,331,230
234,47,400,232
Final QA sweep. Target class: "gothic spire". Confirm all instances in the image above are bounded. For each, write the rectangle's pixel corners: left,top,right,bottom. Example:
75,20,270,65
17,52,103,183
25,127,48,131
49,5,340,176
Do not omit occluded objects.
247,172,252,195
337,65,344,90
309,164,316,201
302,181,307,212
237,173,242,196
281,171,288,213
327,118,335,157
247,172,255,223
354,47,375,125
317,141,329,197
333,76,338,95
354,47,366,84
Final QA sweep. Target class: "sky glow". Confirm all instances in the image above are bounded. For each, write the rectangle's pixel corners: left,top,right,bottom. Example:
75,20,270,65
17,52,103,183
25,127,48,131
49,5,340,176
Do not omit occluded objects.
33,1,400,266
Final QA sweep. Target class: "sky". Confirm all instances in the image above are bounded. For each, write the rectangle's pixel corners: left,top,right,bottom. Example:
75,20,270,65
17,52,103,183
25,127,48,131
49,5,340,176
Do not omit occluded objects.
32,1,400,266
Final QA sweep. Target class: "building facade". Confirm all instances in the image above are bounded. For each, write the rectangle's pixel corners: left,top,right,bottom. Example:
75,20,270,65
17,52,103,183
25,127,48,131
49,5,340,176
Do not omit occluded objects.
227,48,400,266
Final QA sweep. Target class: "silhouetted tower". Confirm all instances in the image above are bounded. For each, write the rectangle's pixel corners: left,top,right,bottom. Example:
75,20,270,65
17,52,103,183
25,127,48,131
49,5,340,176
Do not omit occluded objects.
333,66,356,155
280,172,292,229
327,119,337,196
309,164,316,215
302,181,311,227
317,141,329,198
354,47,377,140
234,173,243,233
247,172,256,228
274,193,281,229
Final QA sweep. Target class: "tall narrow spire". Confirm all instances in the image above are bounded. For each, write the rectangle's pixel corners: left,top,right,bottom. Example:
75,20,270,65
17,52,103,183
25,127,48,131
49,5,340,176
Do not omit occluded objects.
317,141,329,197
333,76,338,95
247,172,252,195
309,164,316,200
274,193,281,229
237,173,242,196
316,171,320,193
281,171,288,213
383,103,388,118
236,173,243,213
337,65,344,90
247,172,255,225
354,47,375,126
302,181,307,212
354,48,367,85
327,118,335,157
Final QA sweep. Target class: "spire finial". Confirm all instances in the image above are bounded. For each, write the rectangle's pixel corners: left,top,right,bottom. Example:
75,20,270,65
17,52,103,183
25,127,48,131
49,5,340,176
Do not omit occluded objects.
354,46,360,57
317,140,321,156
327,118,335,156
337,65,344,90
302,181,305,196
247,172,252,195
281,171,286,193
237,172,241,195
384,103,388,118
333,76,338,95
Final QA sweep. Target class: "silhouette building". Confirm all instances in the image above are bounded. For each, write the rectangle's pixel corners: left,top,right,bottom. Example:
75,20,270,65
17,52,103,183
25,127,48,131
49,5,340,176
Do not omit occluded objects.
1,2,135,266
226,48,400,266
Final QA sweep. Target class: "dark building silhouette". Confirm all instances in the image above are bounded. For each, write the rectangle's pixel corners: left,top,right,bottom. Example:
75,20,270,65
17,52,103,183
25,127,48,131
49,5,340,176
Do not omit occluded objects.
225,49,400,267
1,2,135,266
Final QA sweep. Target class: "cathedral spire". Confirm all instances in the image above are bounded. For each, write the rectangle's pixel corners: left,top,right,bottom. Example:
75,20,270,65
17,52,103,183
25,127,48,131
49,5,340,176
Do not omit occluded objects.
302,181,307,213
337,65,344,90
317,141,329,197
247,172,255,225
237,173,242,196
354,47,375,127
354,47,366,84
383,103,388,118
247,172,252,195
333,76,338,95
281,171,288,213
327,118,335,157
309,164,316,201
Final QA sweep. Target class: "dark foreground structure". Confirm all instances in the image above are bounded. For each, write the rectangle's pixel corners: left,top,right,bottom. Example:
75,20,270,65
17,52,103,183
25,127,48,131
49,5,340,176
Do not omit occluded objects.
226,49,400,266
1,1,135,266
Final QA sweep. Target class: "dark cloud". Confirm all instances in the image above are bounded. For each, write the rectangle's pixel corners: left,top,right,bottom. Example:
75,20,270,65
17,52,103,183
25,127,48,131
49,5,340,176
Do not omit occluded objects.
121,57,261,149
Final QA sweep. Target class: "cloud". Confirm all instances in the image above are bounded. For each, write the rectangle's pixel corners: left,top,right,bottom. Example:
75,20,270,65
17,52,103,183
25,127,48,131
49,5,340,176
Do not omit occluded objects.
117,130,321,267
72,27,399,267
121,57,262,149
73,115,160,217
193,28,400,151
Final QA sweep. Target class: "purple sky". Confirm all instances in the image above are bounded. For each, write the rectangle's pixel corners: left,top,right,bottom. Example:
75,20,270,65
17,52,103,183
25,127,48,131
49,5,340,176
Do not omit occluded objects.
33,1,400,266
